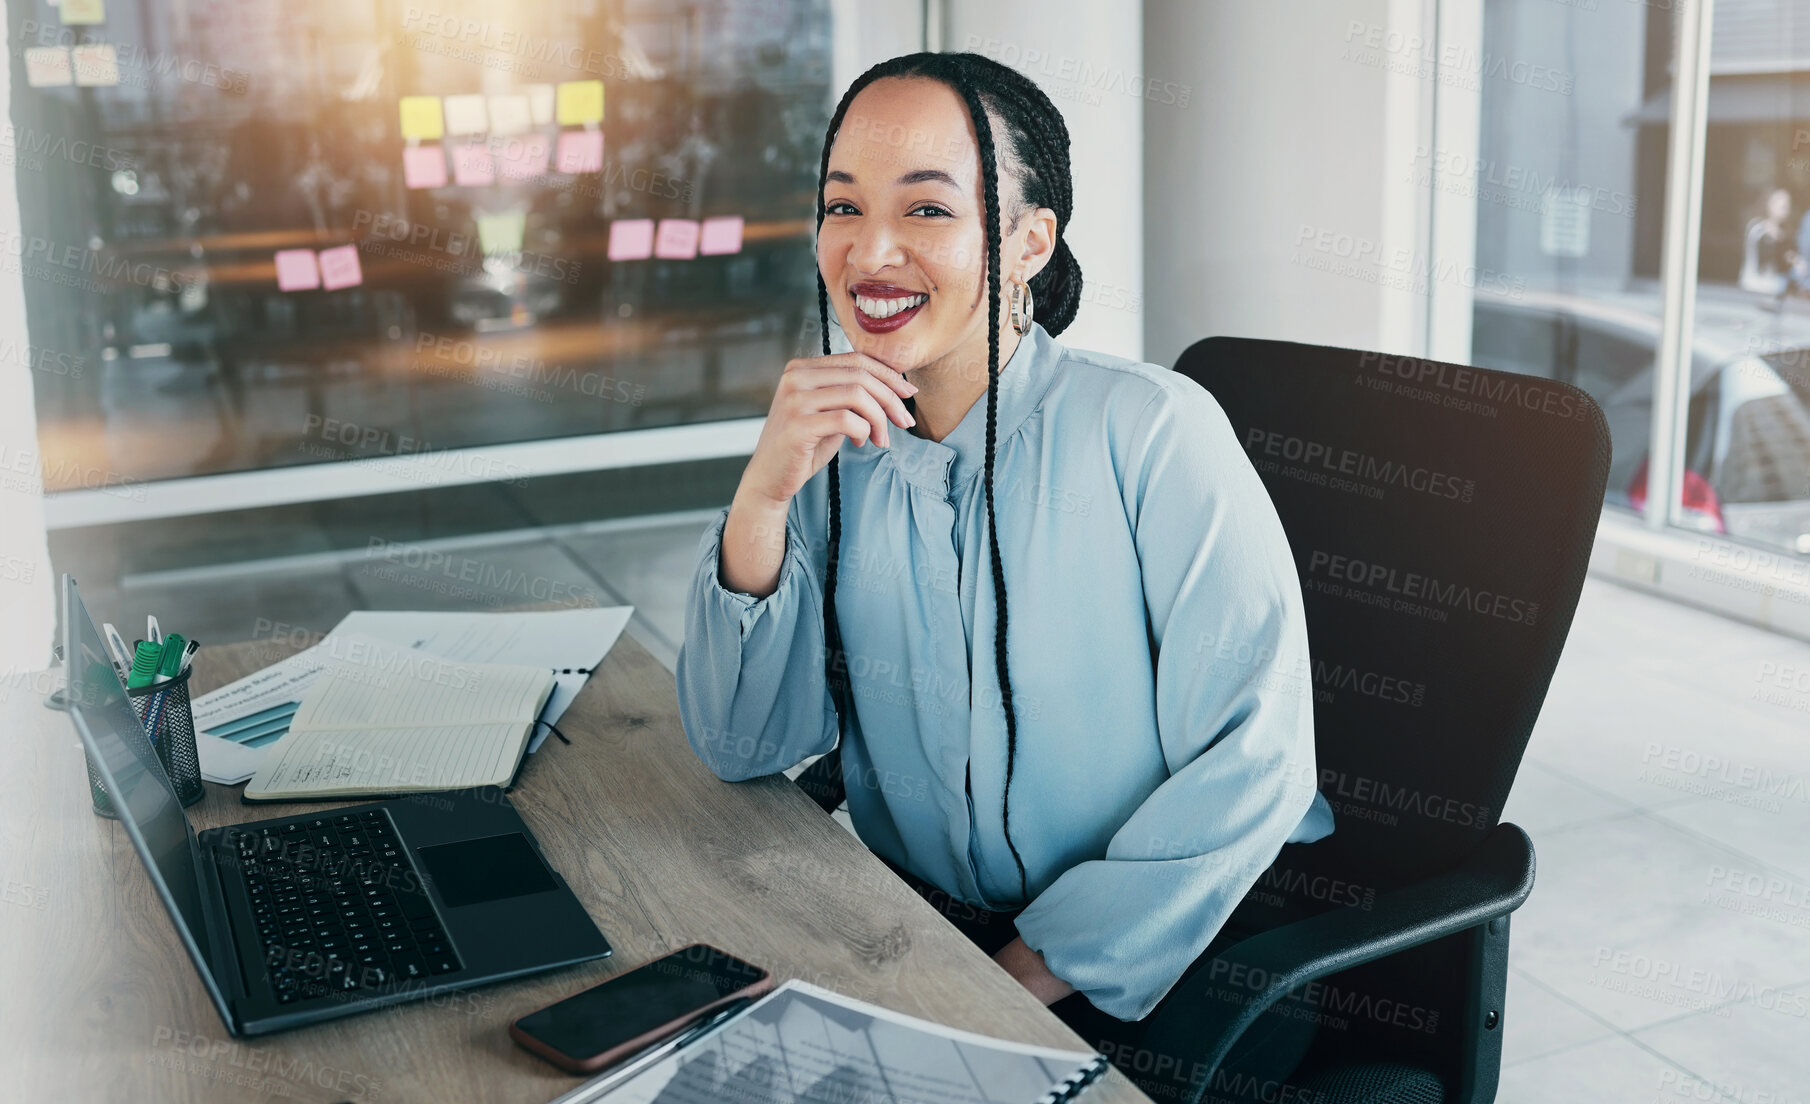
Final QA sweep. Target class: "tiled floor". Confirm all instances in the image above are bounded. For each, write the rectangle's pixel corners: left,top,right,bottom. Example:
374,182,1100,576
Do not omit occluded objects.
1496,579,1810,1103
65,514,1810,1101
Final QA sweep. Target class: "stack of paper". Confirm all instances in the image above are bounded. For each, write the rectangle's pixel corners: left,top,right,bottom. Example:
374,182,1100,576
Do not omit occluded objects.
192,608,631,784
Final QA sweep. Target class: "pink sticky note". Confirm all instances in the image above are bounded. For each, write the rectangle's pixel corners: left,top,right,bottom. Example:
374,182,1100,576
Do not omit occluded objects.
498,134,550,180
607,219,655,261
555,130,604,174
317,245,364,291
274,249,320,291
453,143,494,186
699,215,744,256
402,146,447,189
654,219,700,260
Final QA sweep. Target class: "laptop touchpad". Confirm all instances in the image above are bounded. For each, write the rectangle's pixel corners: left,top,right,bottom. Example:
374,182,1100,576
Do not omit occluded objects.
416,833,558,907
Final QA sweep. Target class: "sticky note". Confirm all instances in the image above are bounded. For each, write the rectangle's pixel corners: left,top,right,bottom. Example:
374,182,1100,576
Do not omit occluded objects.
60,0,104,24
699,215,745,256
274,250,320,291
317,245,363,291
476,211,526,256
525,84,555,126
402,145,447,189
607,219,655,261
555,80,604,126
399,96,445,141
443,94,487,136
453,142,494,186
498,134,549,180
555,130,604,174
23,47,72,88
488,94,531,136
654,219,700,260
71,44,119,87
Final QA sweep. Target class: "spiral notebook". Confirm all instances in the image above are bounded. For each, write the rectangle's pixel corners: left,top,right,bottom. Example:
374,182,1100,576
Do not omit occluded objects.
556,979,1108,1104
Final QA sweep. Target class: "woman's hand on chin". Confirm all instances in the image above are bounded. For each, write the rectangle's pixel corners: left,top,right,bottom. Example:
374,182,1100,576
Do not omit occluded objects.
993,937,1076,1006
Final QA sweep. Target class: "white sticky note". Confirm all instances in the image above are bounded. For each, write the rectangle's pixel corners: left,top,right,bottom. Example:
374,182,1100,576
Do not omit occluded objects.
487,94,531,136
23,47,72,88
525,84,555,126
71,43,120,87
443,94,488,137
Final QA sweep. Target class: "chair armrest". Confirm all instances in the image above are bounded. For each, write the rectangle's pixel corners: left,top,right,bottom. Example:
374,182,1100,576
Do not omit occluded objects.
1144,823,1536,1085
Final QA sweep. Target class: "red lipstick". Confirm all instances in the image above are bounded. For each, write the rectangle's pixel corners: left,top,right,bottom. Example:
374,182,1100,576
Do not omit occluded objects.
850,281,929,335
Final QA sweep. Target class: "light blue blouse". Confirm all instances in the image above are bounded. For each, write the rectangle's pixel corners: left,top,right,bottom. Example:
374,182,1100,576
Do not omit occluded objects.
676,321,1334,1021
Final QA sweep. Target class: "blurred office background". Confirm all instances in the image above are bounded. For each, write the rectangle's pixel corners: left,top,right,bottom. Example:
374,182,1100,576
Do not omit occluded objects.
3,1,1808,1100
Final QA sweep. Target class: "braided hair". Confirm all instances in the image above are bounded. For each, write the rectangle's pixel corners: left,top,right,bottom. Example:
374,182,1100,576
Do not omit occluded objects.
816,53,1083,899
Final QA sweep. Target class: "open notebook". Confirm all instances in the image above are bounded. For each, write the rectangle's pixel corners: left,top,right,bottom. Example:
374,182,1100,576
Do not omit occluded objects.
243,646,555,802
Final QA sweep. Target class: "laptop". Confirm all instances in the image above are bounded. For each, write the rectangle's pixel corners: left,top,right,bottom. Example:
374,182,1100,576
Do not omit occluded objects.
60,575,612,1036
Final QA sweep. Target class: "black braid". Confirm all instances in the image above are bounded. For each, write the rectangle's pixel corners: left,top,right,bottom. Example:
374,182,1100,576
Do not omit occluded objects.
947,75,1030,899
815,53,1082,901
817,57,922,744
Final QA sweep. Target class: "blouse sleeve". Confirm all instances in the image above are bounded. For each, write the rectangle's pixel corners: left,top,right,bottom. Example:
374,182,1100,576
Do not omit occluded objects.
674,498,840,782
1011,379,1334,1021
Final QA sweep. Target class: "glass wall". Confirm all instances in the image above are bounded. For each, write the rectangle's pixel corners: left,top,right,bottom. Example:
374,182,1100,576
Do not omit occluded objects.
1467,0,1810,558
1684,0,1810,556
11,0,842,492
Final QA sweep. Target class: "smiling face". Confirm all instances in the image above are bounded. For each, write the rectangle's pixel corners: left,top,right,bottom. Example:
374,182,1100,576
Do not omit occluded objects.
818,76,1054,378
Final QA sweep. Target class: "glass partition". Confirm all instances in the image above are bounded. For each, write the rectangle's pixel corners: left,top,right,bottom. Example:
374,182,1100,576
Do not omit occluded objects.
11,0,850,493
1466,0,1810,558
1682,0,1810,556
1465,0,1664,519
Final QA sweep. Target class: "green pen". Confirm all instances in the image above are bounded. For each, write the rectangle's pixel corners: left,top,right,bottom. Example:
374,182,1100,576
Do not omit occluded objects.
156,634,186,680
127,640,164,690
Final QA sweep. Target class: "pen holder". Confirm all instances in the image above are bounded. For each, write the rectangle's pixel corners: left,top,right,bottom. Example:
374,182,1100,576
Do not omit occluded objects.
86,667,205,817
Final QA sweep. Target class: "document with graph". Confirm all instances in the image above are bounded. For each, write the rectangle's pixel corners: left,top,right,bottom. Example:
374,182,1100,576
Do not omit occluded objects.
242,638,554,802
570,980,1108,1104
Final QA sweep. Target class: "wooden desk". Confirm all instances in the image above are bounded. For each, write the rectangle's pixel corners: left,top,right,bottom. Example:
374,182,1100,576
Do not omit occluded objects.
2,634,1149,1103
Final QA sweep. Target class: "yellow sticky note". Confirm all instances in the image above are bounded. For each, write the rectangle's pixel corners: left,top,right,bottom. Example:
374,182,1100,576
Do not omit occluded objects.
555,81,604,126
398,96,445,141
60,0,104,24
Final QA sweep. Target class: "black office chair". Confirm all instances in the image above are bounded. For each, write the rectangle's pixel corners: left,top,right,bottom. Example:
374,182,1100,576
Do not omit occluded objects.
1135,337,1609,1104
801,337,1609,1104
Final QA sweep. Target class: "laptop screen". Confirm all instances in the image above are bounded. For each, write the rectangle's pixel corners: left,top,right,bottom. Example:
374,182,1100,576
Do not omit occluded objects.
62,575,232,1026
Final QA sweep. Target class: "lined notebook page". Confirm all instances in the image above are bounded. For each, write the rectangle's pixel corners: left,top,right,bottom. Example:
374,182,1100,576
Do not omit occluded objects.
292,657,550,730
243,647,554,799
246,723,527,797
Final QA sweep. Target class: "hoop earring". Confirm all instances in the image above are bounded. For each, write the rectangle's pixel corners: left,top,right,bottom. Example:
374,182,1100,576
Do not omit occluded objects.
1008,279,1033,336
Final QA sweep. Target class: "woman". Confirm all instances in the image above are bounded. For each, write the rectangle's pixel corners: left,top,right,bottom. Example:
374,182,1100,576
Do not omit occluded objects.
1741,186,1793,302
677,52,1334,1096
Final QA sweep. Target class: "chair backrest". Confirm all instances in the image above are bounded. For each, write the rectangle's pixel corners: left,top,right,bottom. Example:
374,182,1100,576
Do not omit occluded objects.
1174,338,1610,894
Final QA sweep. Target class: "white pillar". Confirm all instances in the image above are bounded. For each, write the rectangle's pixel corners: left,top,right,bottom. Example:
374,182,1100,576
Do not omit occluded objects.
1142,0,1447,368
0,14,56,674
946,0,1145,361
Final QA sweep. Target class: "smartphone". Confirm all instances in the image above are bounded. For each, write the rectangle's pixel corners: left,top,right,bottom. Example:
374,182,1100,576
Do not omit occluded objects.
510,944,773,1073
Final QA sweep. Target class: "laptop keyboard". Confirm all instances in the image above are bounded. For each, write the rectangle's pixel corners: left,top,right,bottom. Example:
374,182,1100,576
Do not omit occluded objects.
228,810,463,1004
